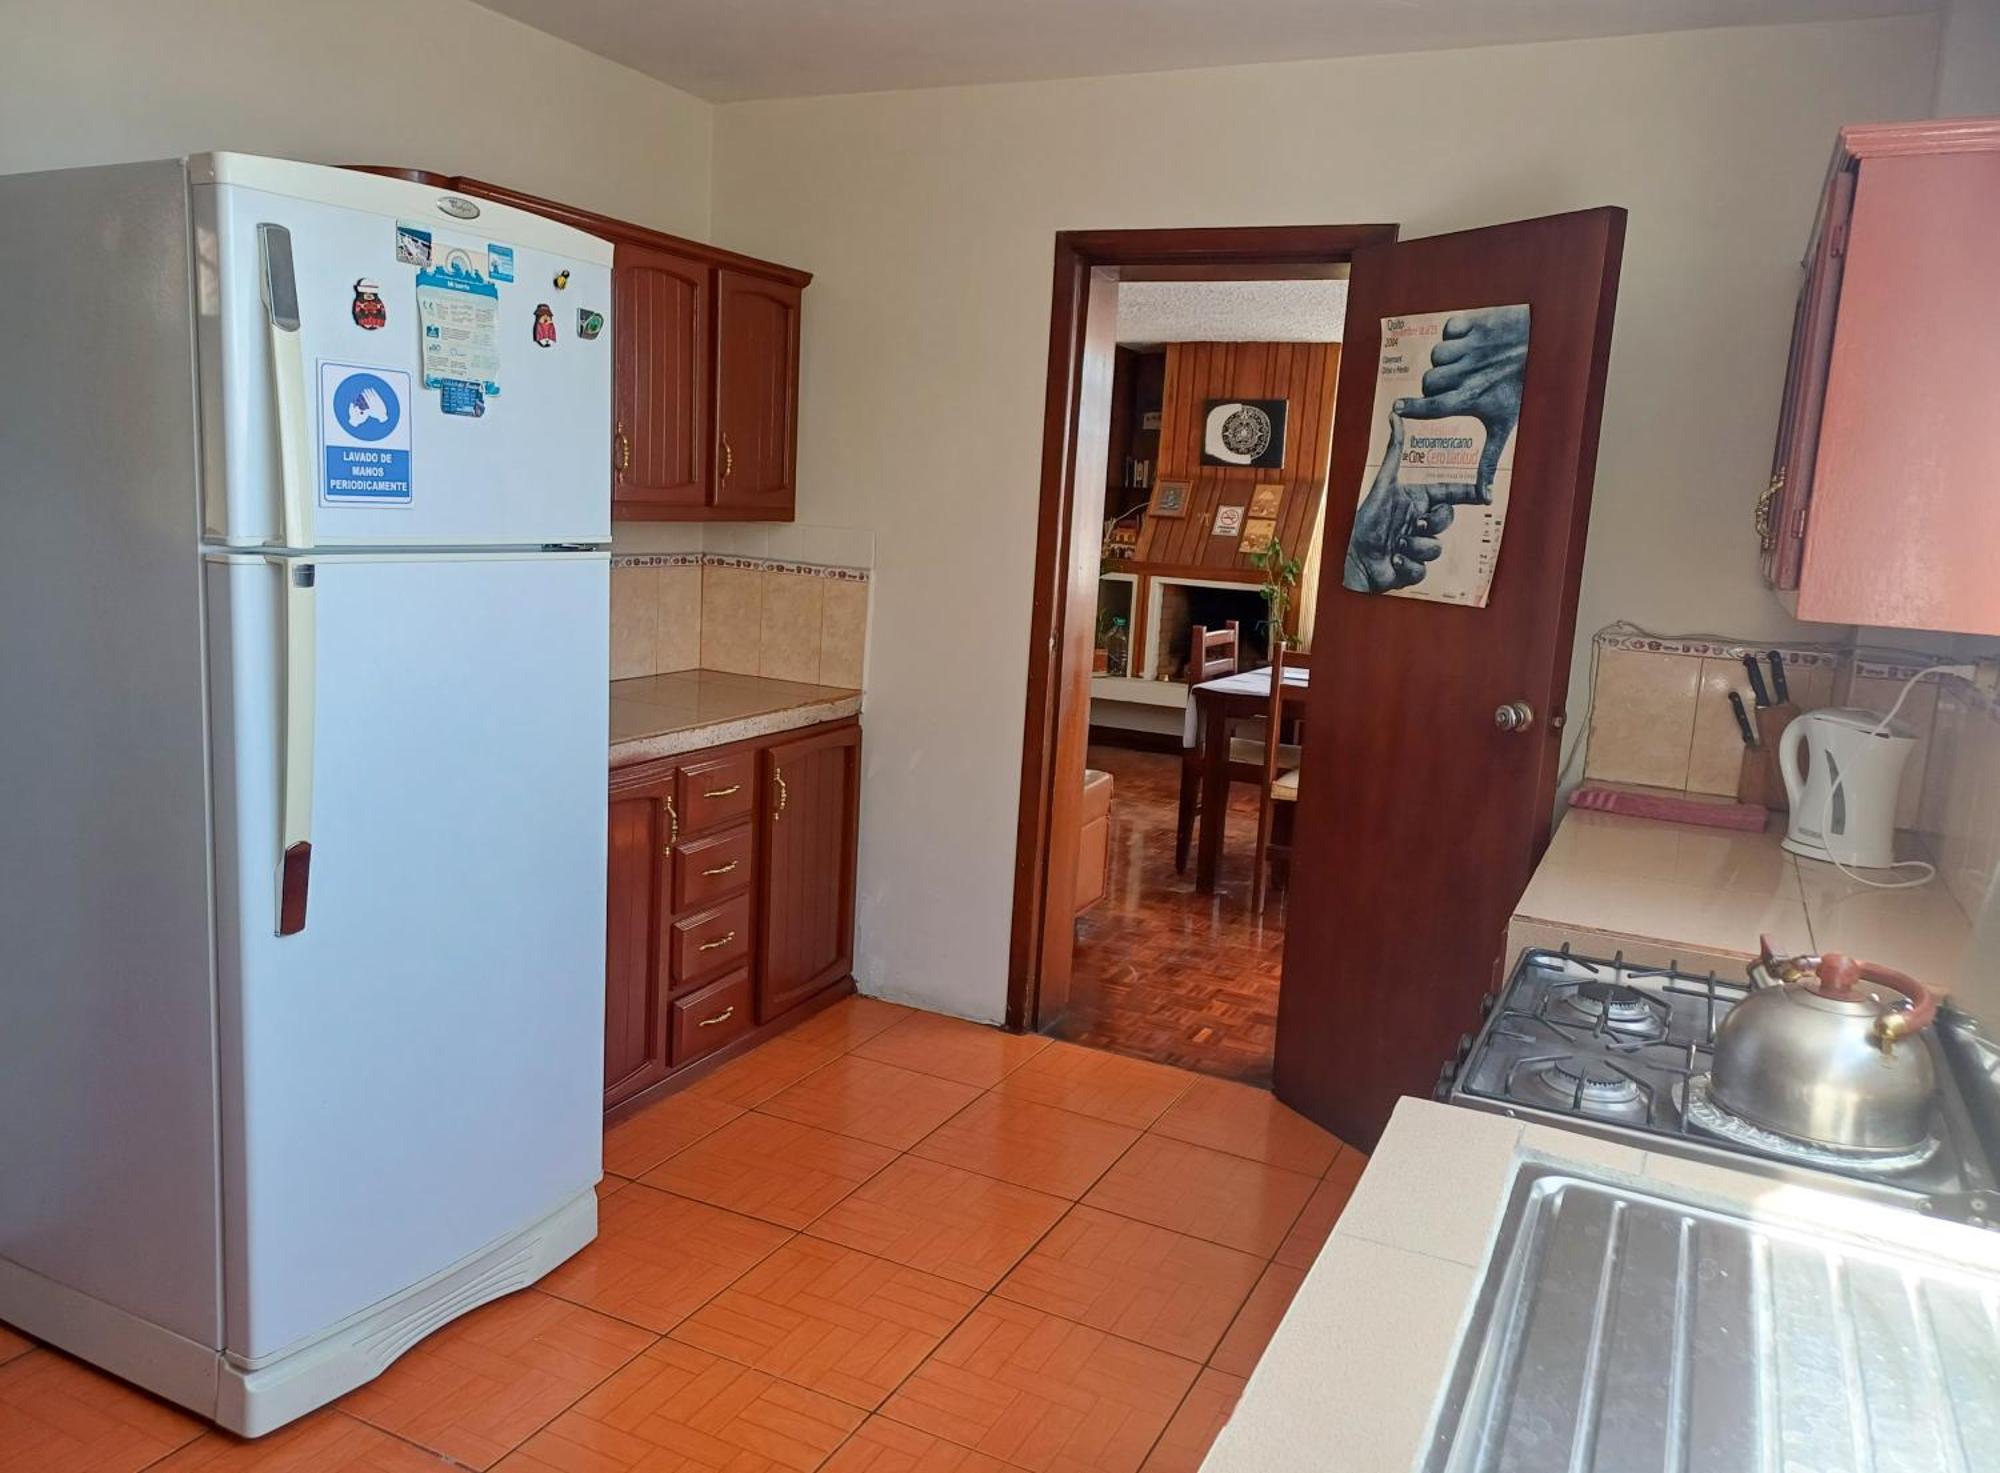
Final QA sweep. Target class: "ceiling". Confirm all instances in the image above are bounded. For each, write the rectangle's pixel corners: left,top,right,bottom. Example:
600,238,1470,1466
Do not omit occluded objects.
470,0,1930,101
1116,279,1347,346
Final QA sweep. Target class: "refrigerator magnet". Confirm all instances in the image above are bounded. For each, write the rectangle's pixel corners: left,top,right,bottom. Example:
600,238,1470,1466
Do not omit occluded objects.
438,379,486,418
486,244,515,282
552,268,570,290
576,309,604,341
531,303,557,348
350,279,387,331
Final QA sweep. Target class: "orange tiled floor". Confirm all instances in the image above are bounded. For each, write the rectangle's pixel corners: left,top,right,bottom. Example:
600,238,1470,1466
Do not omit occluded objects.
0,998,1366,1473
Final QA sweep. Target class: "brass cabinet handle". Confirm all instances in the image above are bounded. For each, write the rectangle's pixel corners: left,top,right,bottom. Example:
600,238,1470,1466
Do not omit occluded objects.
697,1005,736,1028
701,859,740,877
773,767,788,819
703,783,742,799
721,433,734,482
1754,472,1782,550
698,930,737,953
614,420,632,479
662,795,678,852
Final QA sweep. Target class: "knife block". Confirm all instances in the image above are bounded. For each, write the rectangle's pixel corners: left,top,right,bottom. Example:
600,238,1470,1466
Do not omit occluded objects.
1735,703,1797,812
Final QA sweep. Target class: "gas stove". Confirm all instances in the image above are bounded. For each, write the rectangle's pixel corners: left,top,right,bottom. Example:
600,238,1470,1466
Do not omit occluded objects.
1444,947,2000,1226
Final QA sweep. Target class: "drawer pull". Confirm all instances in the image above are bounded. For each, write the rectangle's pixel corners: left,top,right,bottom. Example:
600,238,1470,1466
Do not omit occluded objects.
698,930,738,952
703,783,742,799
697,1005,736,1028
774,767,788,819
702,859,740,877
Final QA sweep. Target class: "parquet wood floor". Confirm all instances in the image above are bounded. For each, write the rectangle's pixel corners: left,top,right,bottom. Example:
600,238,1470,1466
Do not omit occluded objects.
1058,746,1283,1087
0,1004,1368,1472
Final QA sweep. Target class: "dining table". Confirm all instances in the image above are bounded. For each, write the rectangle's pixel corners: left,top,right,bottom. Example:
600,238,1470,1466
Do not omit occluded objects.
1184,663,1312,894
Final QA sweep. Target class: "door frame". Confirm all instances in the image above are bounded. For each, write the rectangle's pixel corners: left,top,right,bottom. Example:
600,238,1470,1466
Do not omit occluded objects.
1004,224,1400,1032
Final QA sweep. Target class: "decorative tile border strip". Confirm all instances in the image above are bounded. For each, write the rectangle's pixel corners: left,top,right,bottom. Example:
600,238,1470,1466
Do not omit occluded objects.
611,552,870,582
1594,632,1840,667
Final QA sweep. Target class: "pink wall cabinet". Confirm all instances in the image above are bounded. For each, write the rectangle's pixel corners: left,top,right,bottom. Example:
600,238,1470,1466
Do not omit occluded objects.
1762,118,2000,635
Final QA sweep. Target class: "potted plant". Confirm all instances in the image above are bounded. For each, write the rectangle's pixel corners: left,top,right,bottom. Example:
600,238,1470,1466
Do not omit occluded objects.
1253,536,1303,654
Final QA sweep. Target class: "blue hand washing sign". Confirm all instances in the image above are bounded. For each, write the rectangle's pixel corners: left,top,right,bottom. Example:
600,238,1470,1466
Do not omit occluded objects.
319,363,413,506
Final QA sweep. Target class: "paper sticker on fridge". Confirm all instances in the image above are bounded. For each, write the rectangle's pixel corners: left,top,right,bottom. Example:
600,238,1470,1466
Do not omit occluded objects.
320,362,413,506
415,260,502,399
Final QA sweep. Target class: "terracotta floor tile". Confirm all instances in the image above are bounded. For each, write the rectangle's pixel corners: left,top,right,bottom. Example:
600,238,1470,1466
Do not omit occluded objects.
541,1182,792,1333
153,1409,444,1470
0,1349,203,1473
990,1043,1192,1130
641,1113,897,1230
1273,1146,1368,1270
992,1206,1262,1363
908,1094,1139,1199
823,1416,1022,1471
672,1237,981,1410
1207,1263,1307,1377
0,1323,31,1366
881,1300,1197,1473
597,1175,631,1203
852,1014,1051,1089
1146,1076,1342,1176
680,1037,844,1110
1080,1136,1315,1257
808,1158,1067,1291
1137,1368,1245,1473
758,1057,982,1152
786,995,916,1052
338,1288,655,1468
496,1338,863,1472
603,1090,745,1178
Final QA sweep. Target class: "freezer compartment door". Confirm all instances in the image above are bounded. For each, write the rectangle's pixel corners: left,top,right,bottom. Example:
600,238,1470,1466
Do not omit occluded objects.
197,178,611,548
205,551,607,1361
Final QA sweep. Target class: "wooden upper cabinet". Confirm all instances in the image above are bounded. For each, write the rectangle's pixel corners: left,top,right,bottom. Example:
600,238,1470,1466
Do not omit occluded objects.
1764,119,2000,635
613,245,710,511
714,270,802,514
757,723,860,1023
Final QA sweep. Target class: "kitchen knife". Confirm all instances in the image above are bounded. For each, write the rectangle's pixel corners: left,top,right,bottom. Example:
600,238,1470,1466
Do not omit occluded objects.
1742,654,1771,708
1766,650,1791,705
1728,690,1760,747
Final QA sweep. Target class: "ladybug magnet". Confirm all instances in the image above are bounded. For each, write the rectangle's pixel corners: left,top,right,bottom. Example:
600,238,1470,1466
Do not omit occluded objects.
351,278,387,330
576,308,604,341
531,302,557,348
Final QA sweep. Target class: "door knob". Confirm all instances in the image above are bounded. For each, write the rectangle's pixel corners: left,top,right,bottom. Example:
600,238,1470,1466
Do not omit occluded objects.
1494,702,1535,732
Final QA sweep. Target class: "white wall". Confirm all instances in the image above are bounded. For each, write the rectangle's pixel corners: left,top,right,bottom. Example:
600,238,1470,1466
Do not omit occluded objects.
1936,0,2000,113
0,0,713,238
710,16,1942,1021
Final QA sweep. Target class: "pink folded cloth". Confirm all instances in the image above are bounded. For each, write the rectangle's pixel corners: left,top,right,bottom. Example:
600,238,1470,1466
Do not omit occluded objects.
1567,785,1768,832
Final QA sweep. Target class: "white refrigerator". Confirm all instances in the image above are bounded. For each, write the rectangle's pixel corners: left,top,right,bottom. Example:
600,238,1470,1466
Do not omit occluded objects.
0,155,612,1433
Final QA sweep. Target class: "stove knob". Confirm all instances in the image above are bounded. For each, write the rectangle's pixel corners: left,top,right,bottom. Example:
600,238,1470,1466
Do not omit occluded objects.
1479,992,1498,1019
1433,1061,1457,1102
1453,1032,1475,1066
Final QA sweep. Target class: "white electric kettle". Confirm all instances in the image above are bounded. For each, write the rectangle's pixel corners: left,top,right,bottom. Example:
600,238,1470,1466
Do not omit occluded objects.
1778,707,1915,869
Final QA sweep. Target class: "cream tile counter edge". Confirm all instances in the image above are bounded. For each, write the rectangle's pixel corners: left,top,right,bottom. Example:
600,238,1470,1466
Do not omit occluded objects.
1202,1097,2000,1472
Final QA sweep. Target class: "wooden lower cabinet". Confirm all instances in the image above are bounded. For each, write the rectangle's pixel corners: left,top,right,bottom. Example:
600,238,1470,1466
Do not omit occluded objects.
602,717,860,1111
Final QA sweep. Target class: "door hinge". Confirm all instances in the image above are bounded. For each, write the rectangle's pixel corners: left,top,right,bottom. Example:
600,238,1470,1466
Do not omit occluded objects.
1791,506,1809,538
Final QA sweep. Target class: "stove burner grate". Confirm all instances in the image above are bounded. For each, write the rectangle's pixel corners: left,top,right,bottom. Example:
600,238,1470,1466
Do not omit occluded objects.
1541,978,1670,1041
1510,1053,1655,1123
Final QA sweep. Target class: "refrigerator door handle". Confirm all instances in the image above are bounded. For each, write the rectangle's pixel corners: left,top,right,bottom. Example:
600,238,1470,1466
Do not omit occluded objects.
270,556,317,936
257,223,315,551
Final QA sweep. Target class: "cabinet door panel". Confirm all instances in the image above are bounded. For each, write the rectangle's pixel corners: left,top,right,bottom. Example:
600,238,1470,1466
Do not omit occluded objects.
605,794,669,1107
614,245,710,510
758,724,860,1021
714,269,801,515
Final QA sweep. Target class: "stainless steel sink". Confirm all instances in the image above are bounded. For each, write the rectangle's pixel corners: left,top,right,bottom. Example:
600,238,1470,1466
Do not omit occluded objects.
1422,1166,2000,1472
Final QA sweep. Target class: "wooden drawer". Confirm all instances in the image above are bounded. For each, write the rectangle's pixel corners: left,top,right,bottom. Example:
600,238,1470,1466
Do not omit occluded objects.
676,753,755,834
672,824,753,912
669,892,751,988
671,969,752,1065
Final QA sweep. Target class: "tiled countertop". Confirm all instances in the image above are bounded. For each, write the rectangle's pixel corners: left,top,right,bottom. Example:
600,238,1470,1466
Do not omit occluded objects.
1205,1098,2000,1472
609,669,861,768
1510,807,1974,990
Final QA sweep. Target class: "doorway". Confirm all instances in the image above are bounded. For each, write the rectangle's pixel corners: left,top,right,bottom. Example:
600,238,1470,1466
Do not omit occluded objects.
1007,215,1628,1148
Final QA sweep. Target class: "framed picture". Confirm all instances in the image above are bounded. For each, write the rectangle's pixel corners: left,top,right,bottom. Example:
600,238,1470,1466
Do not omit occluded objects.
1239,517,1278,556
1247,483,1285,520
1212,504,1246,537
1149,478,1191,519
1202,399,1288,469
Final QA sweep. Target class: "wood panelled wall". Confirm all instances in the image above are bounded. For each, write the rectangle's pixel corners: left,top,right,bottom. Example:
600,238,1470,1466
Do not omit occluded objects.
1133,341,1340,572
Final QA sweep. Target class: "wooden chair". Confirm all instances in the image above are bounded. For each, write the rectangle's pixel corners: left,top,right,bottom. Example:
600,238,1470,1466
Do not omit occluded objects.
1252,641,1303,912
1174,623,1302,873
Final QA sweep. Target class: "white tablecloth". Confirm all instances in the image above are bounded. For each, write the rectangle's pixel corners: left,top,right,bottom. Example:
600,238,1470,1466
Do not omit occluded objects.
1183,665,1311,747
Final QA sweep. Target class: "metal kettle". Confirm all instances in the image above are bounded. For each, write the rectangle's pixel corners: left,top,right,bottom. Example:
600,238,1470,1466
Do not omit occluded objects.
1710,938,1939,1154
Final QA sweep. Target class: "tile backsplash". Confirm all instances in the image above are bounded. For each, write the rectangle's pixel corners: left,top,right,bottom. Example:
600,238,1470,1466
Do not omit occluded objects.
610,548,871,688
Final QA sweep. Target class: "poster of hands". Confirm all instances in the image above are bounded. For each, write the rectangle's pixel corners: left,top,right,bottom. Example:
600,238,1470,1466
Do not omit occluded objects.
1342,305,1530,606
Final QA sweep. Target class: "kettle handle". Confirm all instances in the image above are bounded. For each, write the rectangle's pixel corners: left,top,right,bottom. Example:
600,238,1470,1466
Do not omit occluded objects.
1777,712,1810,813
1816,953,1939,1045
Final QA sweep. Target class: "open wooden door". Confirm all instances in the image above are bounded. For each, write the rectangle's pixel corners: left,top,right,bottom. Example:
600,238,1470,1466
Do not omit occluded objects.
1273,208,1626,1149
